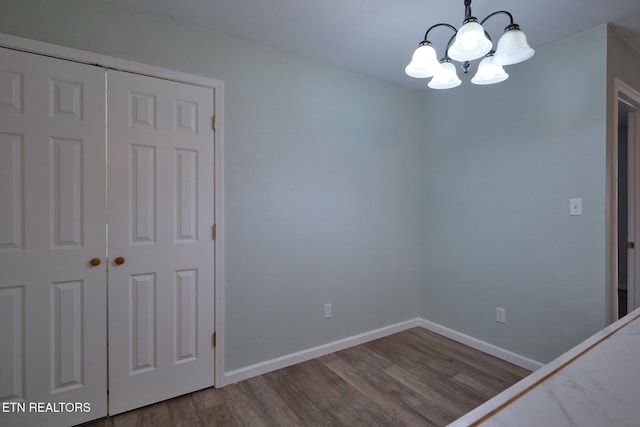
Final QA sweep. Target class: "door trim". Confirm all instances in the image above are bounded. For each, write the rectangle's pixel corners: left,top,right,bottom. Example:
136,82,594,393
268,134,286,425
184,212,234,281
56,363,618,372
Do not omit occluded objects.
0,32,226,386
609,78,640,323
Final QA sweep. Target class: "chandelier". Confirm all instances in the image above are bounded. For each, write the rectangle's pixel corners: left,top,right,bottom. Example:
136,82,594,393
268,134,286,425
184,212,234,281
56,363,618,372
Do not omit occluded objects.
405,0,535,89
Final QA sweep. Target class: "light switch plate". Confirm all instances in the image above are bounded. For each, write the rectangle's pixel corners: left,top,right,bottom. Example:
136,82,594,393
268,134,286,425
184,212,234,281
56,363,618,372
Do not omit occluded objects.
570,198,582,216
324,303,332,319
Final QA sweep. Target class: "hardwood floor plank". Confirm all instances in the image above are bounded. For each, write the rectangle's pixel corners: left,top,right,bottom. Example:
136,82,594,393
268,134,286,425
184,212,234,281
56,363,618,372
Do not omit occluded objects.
166,394,202,426
409,327,530,380
347,342,395,371
334,347,467,427
220,382,273,427
262,368,339,426
307,357,402,427
197,405,240,427
360,330,519,414
383,364,471,421
133,402,172,427
77,327,530,427
191,386,224,410
108,410,137,427
381,329,528,398
245,375,305,427
366,331,453,374
283,362,367,426
185,387,239,426
380,343,496,412
385,331,518,394
324,352,436,427
451,372,496,398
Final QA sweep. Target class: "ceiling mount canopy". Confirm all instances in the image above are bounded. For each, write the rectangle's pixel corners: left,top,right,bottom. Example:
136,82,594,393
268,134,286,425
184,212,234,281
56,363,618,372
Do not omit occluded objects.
405,0,535,89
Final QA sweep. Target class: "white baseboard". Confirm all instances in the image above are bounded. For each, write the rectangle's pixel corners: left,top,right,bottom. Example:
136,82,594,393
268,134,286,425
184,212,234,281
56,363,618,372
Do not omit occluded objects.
222,317,543,386
222,318,422,385
418,318,544,371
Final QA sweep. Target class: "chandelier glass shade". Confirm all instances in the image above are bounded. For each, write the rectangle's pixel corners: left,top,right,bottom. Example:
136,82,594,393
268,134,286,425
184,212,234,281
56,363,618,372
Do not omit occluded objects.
470,55,508,85
428,61,462,89
405,42,441,78
406,0,534,89
447,18,492,61
492,26,536,65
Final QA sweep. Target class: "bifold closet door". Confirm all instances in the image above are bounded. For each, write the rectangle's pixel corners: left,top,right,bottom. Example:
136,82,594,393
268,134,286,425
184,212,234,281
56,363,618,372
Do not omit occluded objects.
107,70,216,414
0,48,107,426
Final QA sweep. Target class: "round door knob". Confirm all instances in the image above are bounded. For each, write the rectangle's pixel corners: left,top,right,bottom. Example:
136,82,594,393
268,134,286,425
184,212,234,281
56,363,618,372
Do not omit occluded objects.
114,256,125,265
89,258,101,267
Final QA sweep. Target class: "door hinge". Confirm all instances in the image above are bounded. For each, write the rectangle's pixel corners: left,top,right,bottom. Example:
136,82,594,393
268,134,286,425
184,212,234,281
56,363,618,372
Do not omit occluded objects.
212,114,217,131
629,242,635,249
212,332,217,347
212,224,217,240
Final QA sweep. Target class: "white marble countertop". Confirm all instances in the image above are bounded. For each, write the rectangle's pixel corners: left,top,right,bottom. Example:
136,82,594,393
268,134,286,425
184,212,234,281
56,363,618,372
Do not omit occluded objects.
449,308,640,426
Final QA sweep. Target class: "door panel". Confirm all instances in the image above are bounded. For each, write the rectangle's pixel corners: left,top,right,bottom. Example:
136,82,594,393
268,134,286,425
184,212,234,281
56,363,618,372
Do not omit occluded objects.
631,110,640,312
0,47,107,427
107,70,215,414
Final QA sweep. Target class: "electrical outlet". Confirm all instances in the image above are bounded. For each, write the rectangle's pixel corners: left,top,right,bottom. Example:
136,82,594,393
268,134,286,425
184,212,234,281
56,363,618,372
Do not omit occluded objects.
324,303,332,319
496,307,506,324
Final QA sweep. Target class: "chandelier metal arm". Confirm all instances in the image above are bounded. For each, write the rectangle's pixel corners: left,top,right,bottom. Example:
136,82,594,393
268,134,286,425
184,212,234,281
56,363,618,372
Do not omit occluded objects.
444,34,457,56
480,10,518,31
423,22,458,42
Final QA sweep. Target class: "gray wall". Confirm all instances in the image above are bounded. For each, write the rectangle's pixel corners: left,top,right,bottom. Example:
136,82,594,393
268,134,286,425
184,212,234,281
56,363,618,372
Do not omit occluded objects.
3,0,639,372
420,25,609,363
0,0,422,371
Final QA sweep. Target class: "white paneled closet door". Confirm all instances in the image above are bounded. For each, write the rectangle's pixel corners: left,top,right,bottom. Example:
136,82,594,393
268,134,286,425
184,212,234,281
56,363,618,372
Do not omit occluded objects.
0,48,107,426
107,70,216,414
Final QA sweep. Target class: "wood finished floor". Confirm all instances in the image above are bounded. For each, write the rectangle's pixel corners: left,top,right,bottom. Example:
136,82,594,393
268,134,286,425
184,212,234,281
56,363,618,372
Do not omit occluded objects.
80,327,530,427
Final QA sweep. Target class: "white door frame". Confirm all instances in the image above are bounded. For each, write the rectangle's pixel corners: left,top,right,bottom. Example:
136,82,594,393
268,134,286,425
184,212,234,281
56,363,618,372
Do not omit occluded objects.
609,78,640,323
0,32,226,386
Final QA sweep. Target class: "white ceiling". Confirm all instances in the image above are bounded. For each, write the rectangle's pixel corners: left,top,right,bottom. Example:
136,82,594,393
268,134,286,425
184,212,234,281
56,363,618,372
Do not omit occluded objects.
108,0,640,88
